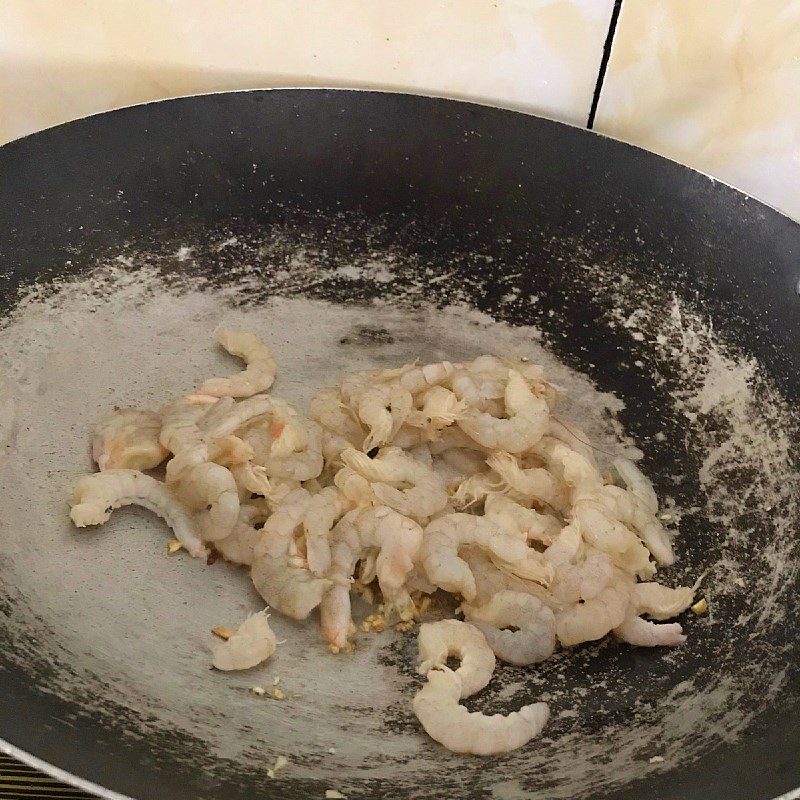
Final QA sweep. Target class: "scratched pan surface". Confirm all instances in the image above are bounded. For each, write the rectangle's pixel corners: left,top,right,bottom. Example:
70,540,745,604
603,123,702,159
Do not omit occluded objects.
0,91,798,800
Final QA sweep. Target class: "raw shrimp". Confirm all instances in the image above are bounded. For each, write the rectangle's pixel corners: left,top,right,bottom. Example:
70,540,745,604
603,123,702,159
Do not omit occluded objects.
304,486,353,575
159,395,215,478
416,619,495,698
486,451,569,511
356,384,413,451
333,466,376,506
600,484,675,566
214,503,270,566
543,520,583,568
547,418,597,465
251,488,333,619
451,370,506,413
550,551,615,606
396,360,456,396
340,447,448,520
407,386,467,437
613,582,693,647
461,548,555,608
458,371,549,453
556,582,632,647
209,435,254,468
199,328,277,398
484,494,562,546
69,469,206,557
170,461,239,542
211,610,277,671
420,514,530,601
257,420,324,482
321,506,422,648
451,471,502,509
462,591,556,665
613,457,659,514
91,408,168,471
201,394,277,439
310,387,365,446
413,667,549,755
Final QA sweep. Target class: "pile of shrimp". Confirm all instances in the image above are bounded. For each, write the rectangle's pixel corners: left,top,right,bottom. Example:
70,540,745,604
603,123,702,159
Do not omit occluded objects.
70,328,695,755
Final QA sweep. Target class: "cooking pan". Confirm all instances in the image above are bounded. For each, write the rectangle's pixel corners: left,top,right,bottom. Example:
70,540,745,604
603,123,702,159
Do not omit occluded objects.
0,89,797,800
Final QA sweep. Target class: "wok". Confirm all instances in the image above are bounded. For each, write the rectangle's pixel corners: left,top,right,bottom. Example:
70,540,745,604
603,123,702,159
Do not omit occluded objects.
0,90,797,800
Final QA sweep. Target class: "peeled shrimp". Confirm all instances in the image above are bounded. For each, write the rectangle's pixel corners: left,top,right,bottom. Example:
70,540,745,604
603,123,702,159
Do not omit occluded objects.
251,488,333,619
550,550,615,605
356,384,413,451
257,420,324,482
461,547,556,609
340,447,448,520
613,457,659,514
458,371,549,453
420,514,530,601
486,451,568,511
199,328,277,398
483,494,562,546
304,486,353,575
214,503,269,566
69,469,207,557
451,368,505,412
202,394,277,439
407,386,467,438
160,395,214,478
170,461,239,542
413,668,549,755
462,590,556,665
91,408,168,471
211,609,277,670
396,360,456,396
556,582,632,647
321,506,422,648
613,582,693,647
310,387,365,446
417,619,495,698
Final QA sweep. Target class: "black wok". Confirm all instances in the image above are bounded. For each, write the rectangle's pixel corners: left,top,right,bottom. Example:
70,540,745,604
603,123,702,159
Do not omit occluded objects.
0,90,797,800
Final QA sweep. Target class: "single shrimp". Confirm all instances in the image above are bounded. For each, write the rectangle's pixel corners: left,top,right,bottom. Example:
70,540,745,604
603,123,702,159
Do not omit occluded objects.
91,408,168,471
209,435,254,468
198,328,277,398
543,520,583,568
420,514,530,601
547,418,597,466
356,384,413,451
333,465,376,506
251,488,333,619
462,590,556,665
321,506,423,648
159,395,215,479
211,609,277,671
613,581,693,647
310,387,365,446
486,451,569,511
556,581,632,647
170,461,240,542
69,469,207,557
412,667,549,755
451,471,503,509
201,394,277,439
460,548,555,610
340,447,448,520
213,503,268,566
458,370,549,453
396,360,456,396
304,486,354,575
483,494,562,546
613,457,659,514
600,484,675,566
451,370,506,413
257,420,324,482
416,619,495,698
406,386,468,438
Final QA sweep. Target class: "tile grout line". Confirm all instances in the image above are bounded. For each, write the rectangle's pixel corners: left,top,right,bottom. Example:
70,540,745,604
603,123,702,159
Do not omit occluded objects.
587,0,624,129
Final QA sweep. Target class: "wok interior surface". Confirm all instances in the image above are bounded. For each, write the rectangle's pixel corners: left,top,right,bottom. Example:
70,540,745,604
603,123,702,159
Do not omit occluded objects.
0,90,798,800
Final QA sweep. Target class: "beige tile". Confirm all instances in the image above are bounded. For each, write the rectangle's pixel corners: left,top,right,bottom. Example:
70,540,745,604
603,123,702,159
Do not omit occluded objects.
595,0,800,220
0,0,614,143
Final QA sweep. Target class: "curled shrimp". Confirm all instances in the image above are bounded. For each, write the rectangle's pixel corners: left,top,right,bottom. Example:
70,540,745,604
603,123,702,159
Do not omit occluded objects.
251,488,332,619
310,387,365,446
413,667,549,755
613,582,693,647
417,619,495,698
357,384,413,451
257,420,324,482
613,457,659,514
321,506,422,648
201,394,276,439
214,502,270,565
199,328,277,398
211,609,277,671
339,447,448,520
69,468,207,557
170,461,239,543
396,360,456,396
458,370,549,453
462,590,556,665
406,386,467,438
556,581,632,647
483,493,562,546
303,486,354,575
486,451,569,512
461,547,556,608
160,395,216,479
91,408,168,471
420,514,530,601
